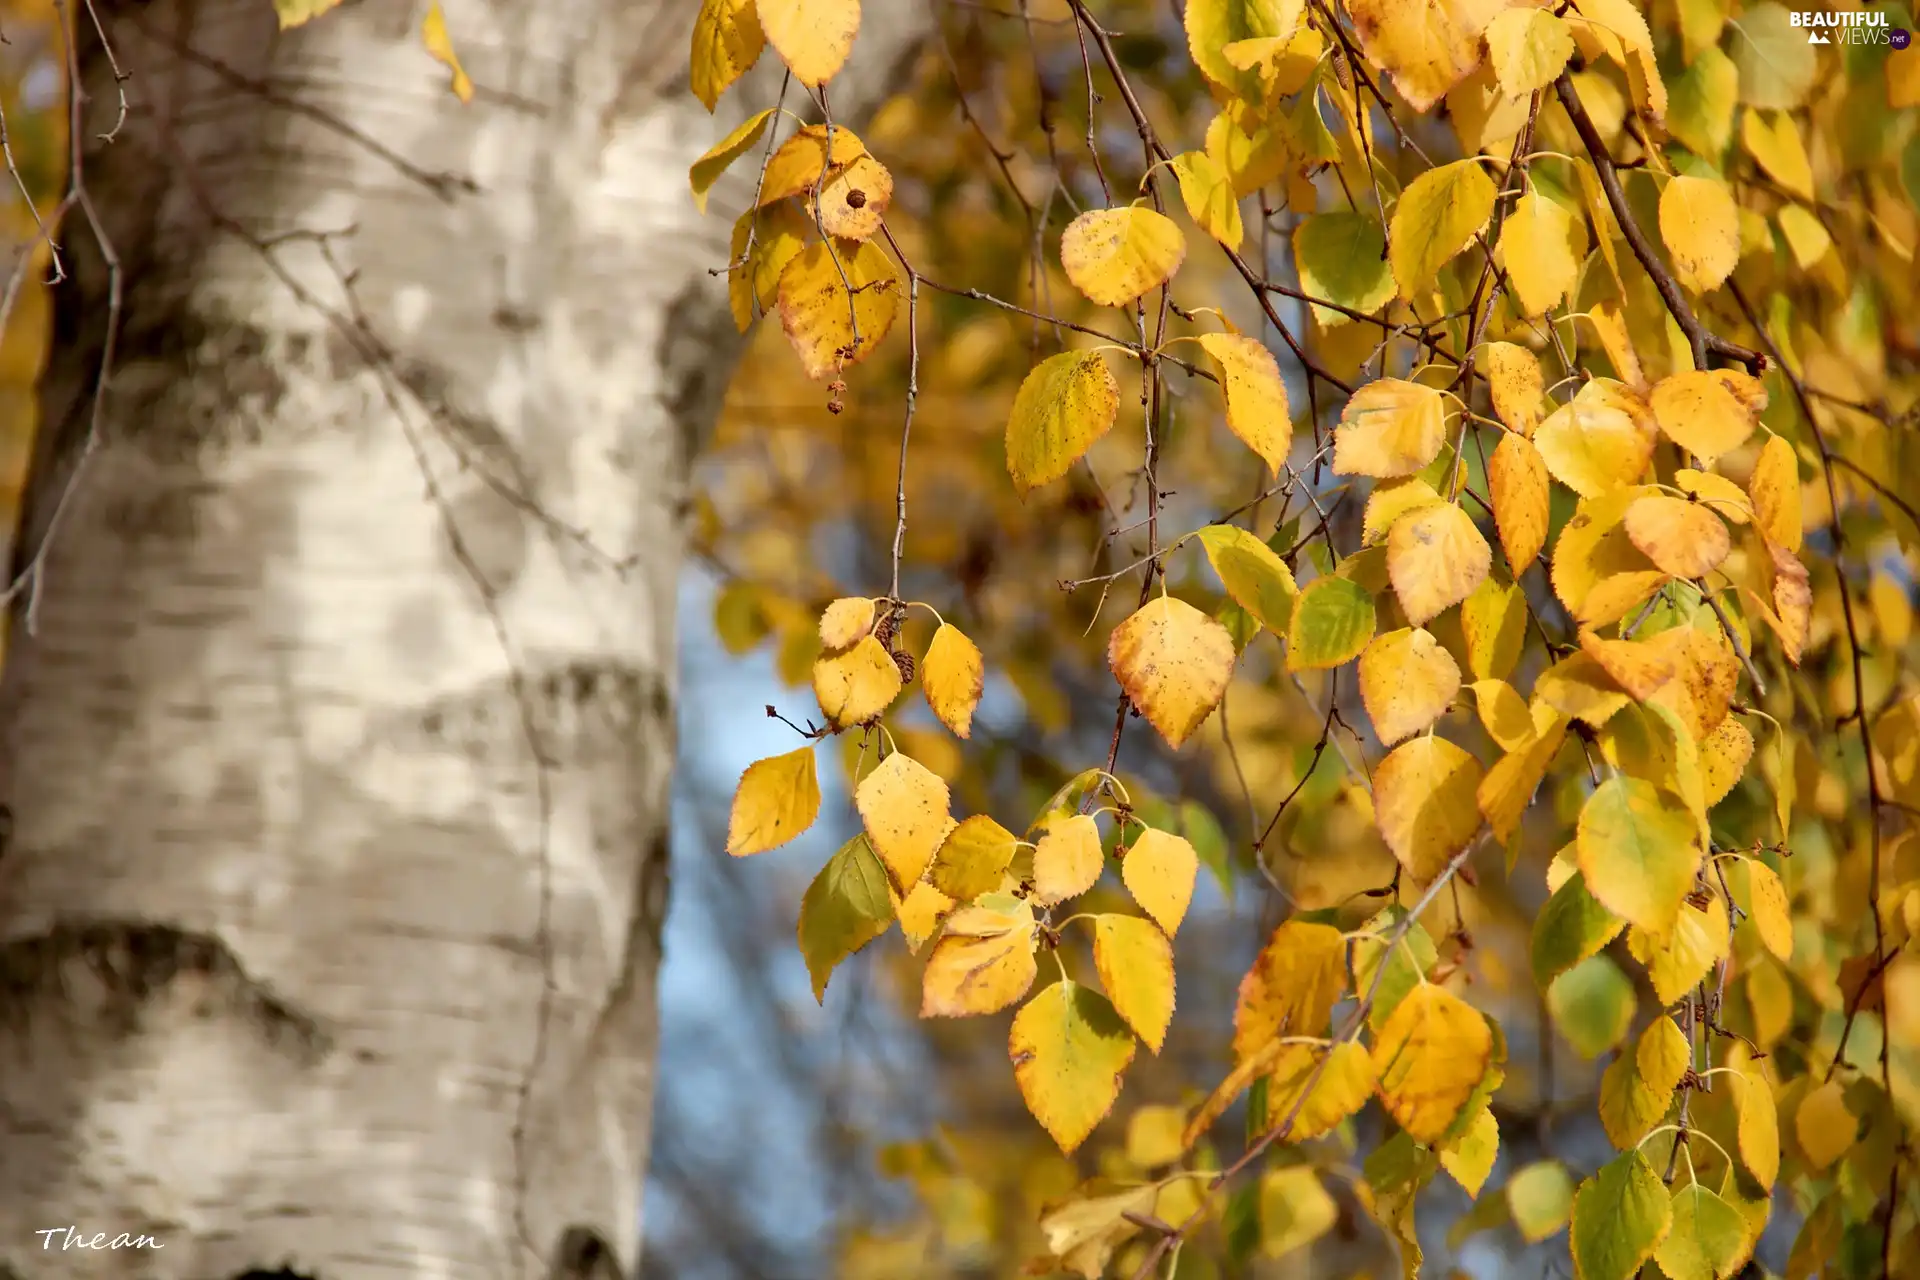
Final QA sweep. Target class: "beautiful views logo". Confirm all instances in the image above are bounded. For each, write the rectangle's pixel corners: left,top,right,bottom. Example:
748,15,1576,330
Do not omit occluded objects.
1790,9,1911,46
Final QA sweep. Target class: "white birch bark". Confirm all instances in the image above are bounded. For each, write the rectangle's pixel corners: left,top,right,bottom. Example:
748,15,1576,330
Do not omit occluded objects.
0,1,922,1275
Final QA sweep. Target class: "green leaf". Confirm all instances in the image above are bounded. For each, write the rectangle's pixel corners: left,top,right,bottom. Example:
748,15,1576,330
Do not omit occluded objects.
1005,350,1121,493
1546,953,1636,1060
1285,575,1376,671
1576,776,1700,938
1727,2,1818,111
1570,1150,1672,1280
1197,525,1299,633
1388,158,1496,301
1654,1183,1749,1280
1667,47,1737,161
1009,980,1138,1154
1530,869,1626,990
797,835,897,1002
1180,798,1235,900
1352,905,1437,1029
1293,210,1393,326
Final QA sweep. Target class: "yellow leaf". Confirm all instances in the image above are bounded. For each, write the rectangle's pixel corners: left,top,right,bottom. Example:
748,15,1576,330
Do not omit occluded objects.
1108,596,1236,749
1373,735,1486,881
1371,984,1493,1144
757,0,861,88
1122,828,1199,936
1195,525,1298,632
1257,1164,1340,1258
758,124,867,206
1335,378,1449,478
1761,542,1812,664
1536,651,1633,727
1287,575,1377,670
272,0,342,29
1010,980,1138,1153
1535,381,1655,498
727,746,821,855
1744,861,1793,961
1005,350,1120,493
1440,1107,1500,1197
1794,1080,1856,1172
1346,0,1505,112
1169,150,1244,250
818,154,894,241
1037,1182,1156,1276
1033,814,1105,905
1748,433,1803,552
1185,0,1308,96
1485,7,1574,97
690,0,767,111
1489,430,1550,572
1628,893,1728,1005
1623,494,1731,580
421,2,474,103
1266,1041,1377,1141
726,201,811,331
1599,1014,1688,1148
777,239,899,378
1578,629,1677,702
1570,0,1666,125
1552,491,1667,627
1060,207,1187,307
1388,503,1492,626
1198,333,1291,473
1740,109,1814,200
1576,777,1700,937
1500,190,1583,316
923,623,984,738
1485,341,1546,437
922,892,1037,1017
897,880,955,953
1649,369,1757,464
856,751,953,891
1699,716,1754,808
1478,713,1570,844
1359,627,1462,746
1364,477,1446,546
1777,203,1831,269
1728,1062,1779,1188
819,596,876,649
1675,468,1753,524
1388,158,1497,298
813,633,905,728
1204,103,1298,198
1233,920,1349,1056
1659,174,1741,293
690,109,776,214
1092,914,1177,1053
1462,576,1527,681
1471,678,1535,752
930,814,1022,902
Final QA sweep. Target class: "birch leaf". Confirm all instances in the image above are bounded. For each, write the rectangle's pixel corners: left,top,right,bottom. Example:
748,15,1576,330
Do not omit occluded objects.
1358,628,1461,746
1060,207,1187,307
922,892,1037,1017
1388,503,1492,626
1372,735,1485,881
1010,980,1137,1153
1092,913,1177,1053
1388,159,1497,298
1198,333,1291,473
728,746,821,855
856,751,953,891
1122,828,1199,936
923,624,985,738
1006,351,1120,493
1108,596,1236,749
758,0,861,88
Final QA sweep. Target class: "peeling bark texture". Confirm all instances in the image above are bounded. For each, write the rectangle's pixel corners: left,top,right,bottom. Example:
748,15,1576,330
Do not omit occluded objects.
0,1,924,1277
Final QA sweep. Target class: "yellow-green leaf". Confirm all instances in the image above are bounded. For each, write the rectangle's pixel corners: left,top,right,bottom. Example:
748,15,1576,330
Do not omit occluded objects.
1534,382,1656,498
1092,914,1177,1053
798,834,896,1001
1485,8,1573,97
1169,150,1244,250
1599,1015,1689,1148
1548,953,1637,1059
1440,1107,1499,1197
727,746,822,855
1359,627,1461,746
923,623,984,738
1531,869,1626,989
1655,1183,1749,1280
1508,1161,1575,1244
1060,207,1187,307
1198,333,1292,473
1570,1150,1672,1280
1388,503,1492,627
1628,892,1729,1005
856,751,953,891
1196,525,1298,633
1371,983,1493,1144
1108,596,1236,749
930,813,1022,902
1294,210,1394,326
1258,1164,1339,1258
757,0,861,88
1388,159,1497,299
1659,174,1741,294
1287,574,1377,671
1121,827,1199,936
1006,350,1120,493
690,0,767,110
1010,980,1138,1153
922,892,1038,1017
1576,776,1700,937
1462,576,1527,680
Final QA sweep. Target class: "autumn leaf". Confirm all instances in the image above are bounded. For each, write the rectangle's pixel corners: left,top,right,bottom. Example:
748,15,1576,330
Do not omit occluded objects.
1197,333,1291,473
1628,892,1728,1005
1654,1183,1749,1280
1388,159,1497,298
1485,8,1573,97
1373,735,1485,881
1266,1040,1377,1141
1388,503,1491,627
1370,983,1493,1144
1233,920,1348,1057
1531,869,1625,989
1091,913,1176,1053
813,633,905,728
1346,0,1503,112
921,892,1037,1017
1500,190,1582,317
1108,596,1236,749
1169,150,1244,250
922,623,984,737
1184,0,1307,96
728,746,821,856
798,834,896,1000
777,239,899,378
819,154,894,240
1462,577,1527,681
1358,628,1461,746
1286,575,1377,671
758,124,867,206
1294,210,1394,326
1744,861,1794,961
1659,174,1740,293
1060,207,1187,307
1648,369,1757,463
1121,827,1199,936
421,2,474,104
1440,1107,1499,1197
1795,1080,1856,1172
1364,477,1445,546
691,109,776,214
1534,381,1655,499
1195,525,1297,633
1489,431,1550,572
856,751,953,891
1005,350,1120,493
1570,1151,1672,1280
1578,630,1677,702
1598,1015,1689,1148
930,813,1021,902
1478,712,1569,844
1334,378,1449,478
757,0,861,88
818,596,876,649
1576,777,1700,937
1485,342,1546,437
1622,494,1730,580
690,0,766,110
1033,814,1105,905
1010,980,1137,1153
726,201,811,330
1728,1060,1780,1188
1748,433,1803,552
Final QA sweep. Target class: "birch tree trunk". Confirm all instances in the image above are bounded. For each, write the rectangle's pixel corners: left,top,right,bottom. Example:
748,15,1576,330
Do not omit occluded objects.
0,2,920,1275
